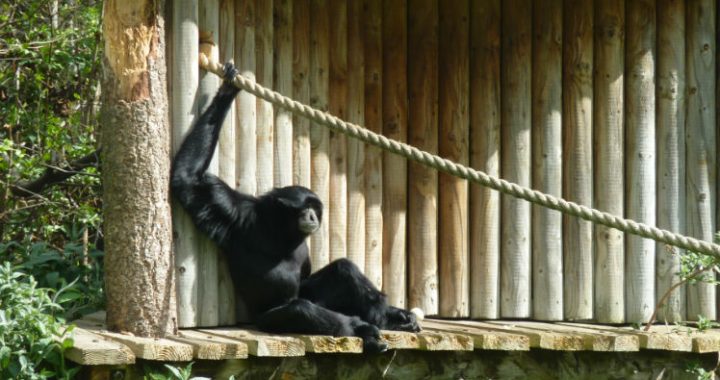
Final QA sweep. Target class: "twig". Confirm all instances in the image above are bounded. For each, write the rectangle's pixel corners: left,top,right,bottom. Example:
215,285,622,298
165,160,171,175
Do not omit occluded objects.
644,266,712,331
10,149,100,198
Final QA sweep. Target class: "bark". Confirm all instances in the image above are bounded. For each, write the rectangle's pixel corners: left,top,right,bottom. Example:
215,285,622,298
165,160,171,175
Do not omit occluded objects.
101,0,176,337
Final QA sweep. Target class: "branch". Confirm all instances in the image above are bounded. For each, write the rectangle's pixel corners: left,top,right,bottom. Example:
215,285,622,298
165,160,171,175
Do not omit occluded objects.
644,266,711,331
10,149,100,198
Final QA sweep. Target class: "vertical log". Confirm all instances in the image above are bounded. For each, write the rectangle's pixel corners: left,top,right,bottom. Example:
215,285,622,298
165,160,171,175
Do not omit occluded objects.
103,0,176,336
562,0,593,321
292,0,311,189
531,0,563,321
329,0,348,262
685,0,716,321
438,0,470,318
197,0,220,327
382,0,408,307
310,0,331,269
256,0,274,193
656,0,685,323
235,0,257,196
500,0,532,318
363,0,383,288
593,0,625,324
407,0,439,315
469,0,501,319
347,0,366,270
274,0,293,188
625,0,656,323
217,0,237,326
171,0,200,328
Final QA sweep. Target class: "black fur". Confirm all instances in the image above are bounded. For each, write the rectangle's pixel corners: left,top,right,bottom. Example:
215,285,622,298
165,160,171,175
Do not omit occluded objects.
171,63,419,353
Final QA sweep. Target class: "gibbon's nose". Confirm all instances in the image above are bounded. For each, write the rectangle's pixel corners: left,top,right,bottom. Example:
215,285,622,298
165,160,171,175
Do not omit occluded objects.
308,211,318,224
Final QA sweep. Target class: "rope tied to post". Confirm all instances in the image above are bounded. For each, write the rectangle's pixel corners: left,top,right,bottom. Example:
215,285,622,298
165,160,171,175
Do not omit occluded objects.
199,54,720,260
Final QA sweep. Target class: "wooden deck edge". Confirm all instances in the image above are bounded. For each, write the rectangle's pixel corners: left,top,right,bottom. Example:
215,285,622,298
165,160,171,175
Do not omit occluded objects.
67,314,720,366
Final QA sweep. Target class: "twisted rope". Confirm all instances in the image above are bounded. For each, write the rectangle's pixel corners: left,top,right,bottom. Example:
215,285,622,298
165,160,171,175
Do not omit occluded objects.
200,56,720,259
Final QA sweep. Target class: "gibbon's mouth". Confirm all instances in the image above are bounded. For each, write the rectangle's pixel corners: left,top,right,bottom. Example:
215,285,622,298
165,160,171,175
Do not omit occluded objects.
299,220,320,234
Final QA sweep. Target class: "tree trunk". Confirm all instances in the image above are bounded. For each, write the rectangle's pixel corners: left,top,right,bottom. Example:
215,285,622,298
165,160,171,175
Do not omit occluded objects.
101,0,176,337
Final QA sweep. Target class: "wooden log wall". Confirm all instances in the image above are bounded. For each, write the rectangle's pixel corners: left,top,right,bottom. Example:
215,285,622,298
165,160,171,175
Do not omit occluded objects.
170,0,719,326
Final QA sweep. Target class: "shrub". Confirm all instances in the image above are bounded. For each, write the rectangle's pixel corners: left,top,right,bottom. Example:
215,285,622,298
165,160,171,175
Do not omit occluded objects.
0,262,78,379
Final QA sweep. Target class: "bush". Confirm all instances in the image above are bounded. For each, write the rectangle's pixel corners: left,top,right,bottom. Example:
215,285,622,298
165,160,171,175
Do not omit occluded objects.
0,262,78,379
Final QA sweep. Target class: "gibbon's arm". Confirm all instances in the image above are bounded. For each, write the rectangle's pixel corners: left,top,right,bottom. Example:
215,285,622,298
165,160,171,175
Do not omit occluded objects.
171,68,250,247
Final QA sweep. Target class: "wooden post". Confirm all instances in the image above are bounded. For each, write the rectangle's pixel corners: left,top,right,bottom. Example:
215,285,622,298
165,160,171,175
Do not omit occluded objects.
347,0,366,270
103,0,176,336
197,0,220,327
656,0,685,323
217,0,237,326
274,0,293,188
310,0,330,270
382,0,408,307
685,0,716,321
292,0,311,190
593,0,625,324
407,0,439,315
500,0,532,318
363,0,383,288
172,0,200,328
329,0,348,262
469,0,501,319
438,0,469,318
235,0,257,196
625,0,656,323
562,0,593,321
256,0,274,193
531,0,563,321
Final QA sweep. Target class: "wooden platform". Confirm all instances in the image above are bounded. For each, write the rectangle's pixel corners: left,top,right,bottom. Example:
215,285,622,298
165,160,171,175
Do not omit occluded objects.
67,313,720,366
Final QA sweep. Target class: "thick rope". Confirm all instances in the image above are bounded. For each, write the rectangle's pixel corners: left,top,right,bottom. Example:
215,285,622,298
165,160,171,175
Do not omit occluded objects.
200,56,720,259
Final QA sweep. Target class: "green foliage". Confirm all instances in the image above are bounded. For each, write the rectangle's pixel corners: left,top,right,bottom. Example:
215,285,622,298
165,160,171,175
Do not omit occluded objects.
1,0,103,248
143,362,194,380
0,237,105,320
685,360,715,380
0,262,79,379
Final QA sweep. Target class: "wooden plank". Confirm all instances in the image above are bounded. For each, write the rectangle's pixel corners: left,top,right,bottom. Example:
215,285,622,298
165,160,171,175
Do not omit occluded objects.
309,0,331,269
656,0,686,322
685,0,716,321
328,0,348,262
407,0,439,315
197,0,221,328
292,0,312,189
65,328,136,365
380,331,421,349
516,322,639,352
438,0,469,318
274,0,293,187
531,0,563,322
175,330,249,359
500,0,532,319
256,0,274,193
593,0,625,324
291,335,363,353
218,0,238,325
202,328,305,357
625,0,656,323
469,0,501,319
483,321,585,351
172,0,200,328
363,0,383,289
422,320,530,351
346,0,366,272
569,323,693,351
235,0,257,196
562,0,593,321
381,0,408,308
74,319,195,361
417,331,474,351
